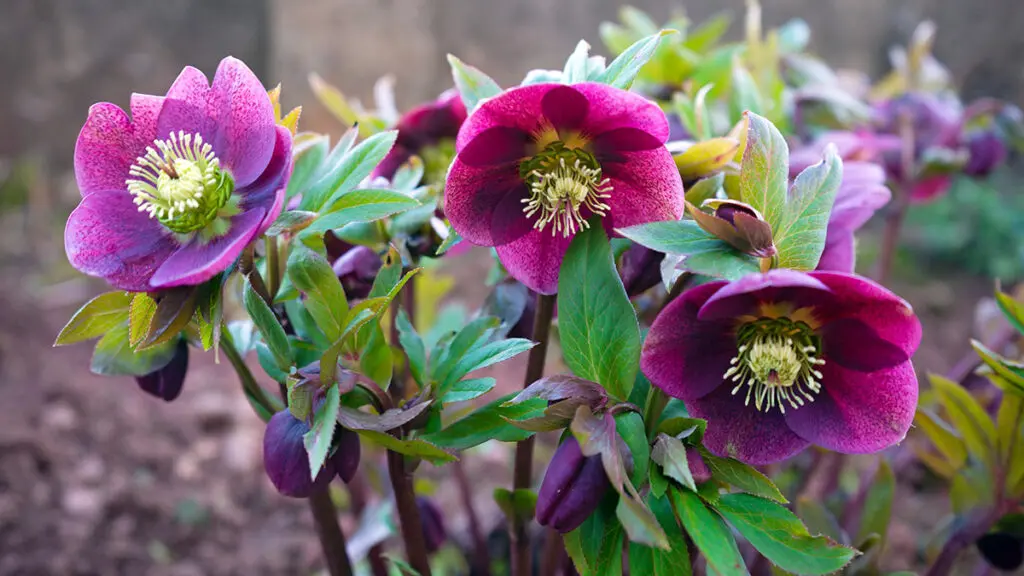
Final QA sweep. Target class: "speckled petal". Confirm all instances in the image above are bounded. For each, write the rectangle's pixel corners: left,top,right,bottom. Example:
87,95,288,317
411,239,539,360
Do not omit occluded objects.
784,361,918,453
64,190,178,292
541,84,590,132
697,270,833,321
600,147,685,232
149,207,267,288
571,82,670,142
642,281,736,401
444,159,532,246
494,228,574,295
457,126,532,167
687,384,811,465
816,229,855,273
74,102,158,197
455,83,554,152
809,271,921,369
239,125,293,235
829,162,890,232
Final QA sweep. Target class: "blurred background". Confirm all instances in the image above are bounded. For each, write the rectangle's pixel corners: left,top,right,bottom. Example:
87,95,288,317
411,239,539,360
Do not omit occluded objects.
1,1,1022,574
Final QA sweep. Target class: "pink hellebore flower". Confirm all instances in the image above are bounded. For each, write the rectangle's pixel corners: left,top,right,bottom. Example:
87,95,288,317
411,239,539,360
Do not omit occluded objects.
641,269,921,465
444,82,684,294
65,57,291,291
373,90,467,183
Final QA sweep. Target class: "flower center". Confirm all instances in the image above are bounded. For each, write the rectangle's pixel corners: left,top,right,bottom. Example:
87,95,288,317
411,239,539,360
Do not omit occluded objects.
724,318,825,414
520,142,612,237
420,138,457,186
126,131,234,234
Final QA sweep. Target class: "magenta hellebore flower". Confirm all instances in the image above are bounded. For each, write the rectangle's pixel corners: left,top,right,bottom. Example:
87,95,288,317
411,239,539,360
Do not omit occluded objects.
641,270,921,465
66,57,291,291
444,83,684,294
374,90,467,183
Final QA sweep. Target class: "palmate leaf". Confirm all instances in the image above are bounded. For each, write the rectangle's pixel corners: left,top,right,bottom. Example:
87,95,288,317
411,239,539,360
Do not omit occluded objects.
55,291,132,346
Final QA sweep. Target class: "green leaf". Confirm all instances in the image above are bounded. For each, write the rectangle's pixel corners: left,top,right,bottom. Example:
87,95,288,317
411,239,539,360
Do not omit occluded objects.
422,395,543,450
305,188,420,235
440,338,535,391
287,243,349,341
359,323,393,387
391,156,424,192
300,130,398,211
396,310,427,386
929,373,997,467
600,30,678,89
243,280,291,371
128,292,157,347
685,172,725,206
90,323,177,377
355,430,456,464
617,496,670,549
558,223,640,400
629,495,692,576
856,461,895,547
617,220,759,281
442,377,496,403
566,495,620,575
795,498,845,544
285,133,329,201
729,61,766,119
617,411,650,489
701,450,788,503
562,40,591,84
996,289,1024,336
138,287,199,350
672,488,746,576
431,316,497,385
493,488,537,522
447,54,502,112
914,408,968,470
303,383,340,478
55,291,132,346
652,434,696,491
435,225,463,256
739,112,789,242
265,210,318,236
773,144,843,270
973,340,1024,396
716,493,858,575
996,393,1024,493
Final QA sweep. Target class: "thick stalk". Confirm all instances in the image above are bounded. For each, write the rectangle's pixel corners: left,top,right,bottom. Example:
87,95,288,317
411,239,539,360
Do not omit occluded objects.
924,508,1003,576
266,235,281,301
221,330,281,418
309,488,355,576
540,528,564,576
454,459,492,575
511,293,558,576
873,109,916,284
388,450,433,575
348,474,389,576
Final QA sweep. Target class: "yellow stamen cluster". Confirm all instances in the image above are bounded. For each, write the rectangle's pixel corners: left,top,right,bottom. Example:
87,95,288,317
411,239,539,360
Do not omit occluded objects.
521,144,612,237
724,319,825,414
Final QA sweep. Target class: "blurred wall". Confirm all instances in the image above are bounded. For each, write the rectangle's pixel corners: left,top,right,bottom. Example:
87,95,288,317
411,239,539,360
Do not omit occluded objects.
3,0,1023,170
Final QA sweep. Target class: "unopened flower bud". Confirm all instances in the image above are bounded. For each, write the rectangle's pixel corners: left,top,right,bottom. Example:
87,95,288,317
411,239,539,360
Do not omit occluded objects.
263,410,335,498
689,199,776,258
963,130,1007,177
417,497,448,553
329,426,361,484
536,436,611,533
619,244,663,297
332,245,381,300
135,339,189,402
977,532,1024,572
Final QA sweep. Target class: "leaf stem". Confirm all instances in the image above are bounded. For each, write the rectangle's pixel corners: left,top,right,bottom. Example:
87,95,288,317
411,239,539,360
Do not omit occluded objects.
309,487,356,576
388,449,433,575
924,507,1004,576
266,235,281,301
511,292,557,576
221,329,281,418
240,244,273,307
644,387,669,441
454,458,492,575
539,527,564,576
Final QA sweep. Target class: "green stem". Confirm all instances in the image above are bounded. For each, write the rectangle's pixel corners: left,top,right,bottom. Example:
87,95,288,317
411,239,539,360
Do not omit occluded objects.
511,293,558,576
221,329,281,419
644,387,669,441
266,235,281,301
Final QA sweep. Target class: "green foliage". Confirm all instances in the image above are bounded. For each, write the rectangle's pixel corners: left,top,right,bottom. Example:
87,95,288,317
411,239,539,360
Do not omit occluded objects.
303,383,340,478
617,220,760,281
298,130,397,212
447,54,502,112
558,223,641,401
54,291,132,346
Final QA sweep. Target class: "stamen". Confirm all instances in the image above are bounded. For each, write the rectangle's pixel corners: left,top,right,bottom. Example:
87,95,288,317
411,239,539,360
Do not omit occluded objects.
520,143,612,237
726,318,825,414
125,131,233,234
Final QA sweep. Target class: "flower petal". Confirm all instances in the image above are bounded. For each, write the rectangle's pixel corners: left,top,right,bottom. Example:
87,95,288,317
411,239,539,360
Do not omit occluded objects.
697,270,833,321
455,83,556,152
74,102,158,197
910,175,952,203
784,361,918,454
207,57,277,187
816,229,855,273
149,208,266,288
457,126,532,167
444,159,532,246
809,271,921,368
642,281,736,401
829,162,890,232
541,84,590,132
494,228,573,295
64,190,178,291
239,125,293,235
572,82,670,142
158,65,217,142
600,147,684,231
688,384,811,465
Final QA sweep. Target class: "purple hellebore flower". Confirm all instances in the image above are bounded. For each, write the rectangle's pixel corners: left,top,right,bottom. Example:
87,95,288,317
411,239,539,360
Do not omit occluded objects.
66,57,291,291
536,435,611,533
620,243,664,297
134,338,189,402
817,161,892,273
331,426,362,484
641,269,921,465
416,497,449,554
373,90,467,183
444,82,684,295
964,129,1008,177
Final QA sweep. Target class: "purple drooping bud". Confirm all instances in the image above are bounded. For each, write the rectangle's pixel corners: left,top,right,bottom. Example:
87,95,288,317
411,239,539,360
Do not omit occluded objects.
263,410,335,498
332,245,381,300
329,426,361,484
536,436,611,533
135,339,189,402
620,244,663,298
963,129,1007,177
417,497,448,553
685,446,712,484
